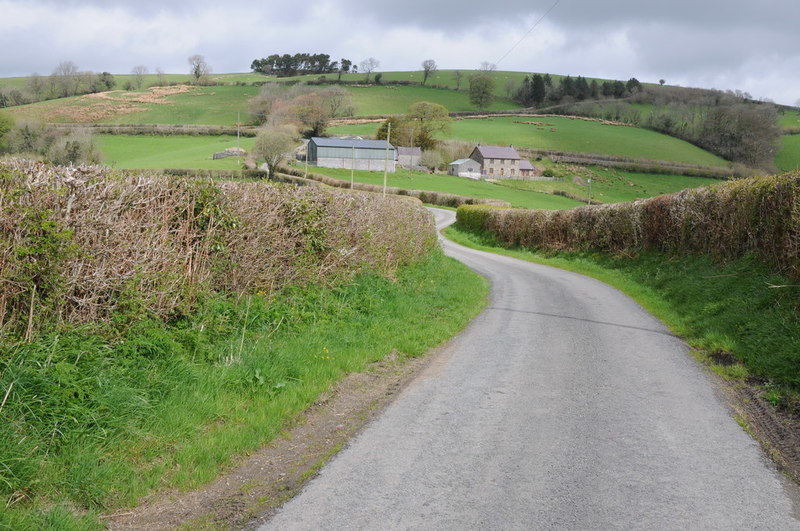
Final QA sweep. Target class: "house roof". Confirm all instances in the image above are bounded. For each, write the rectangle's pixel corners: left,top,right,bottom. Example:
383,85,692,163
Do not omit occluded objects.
312,137,395,150
474,145,521,160
397,146,422,156
519,159,535,170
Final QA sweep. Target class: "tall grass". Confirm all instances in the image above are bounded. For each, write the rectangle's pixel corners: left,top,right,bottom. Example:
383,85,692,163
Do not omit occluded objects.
0,250,488,529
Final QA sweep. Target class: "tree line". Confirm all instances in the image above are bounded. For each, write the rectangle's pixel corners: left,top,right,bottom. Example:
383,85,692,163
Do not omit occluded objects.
251,53,354,79
0,61,116,108
514,73,642,108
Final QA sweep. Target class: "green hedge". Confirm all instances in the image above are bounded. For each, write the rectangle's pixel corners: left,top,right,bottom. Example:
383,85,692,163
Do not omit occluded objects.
458,171,800,279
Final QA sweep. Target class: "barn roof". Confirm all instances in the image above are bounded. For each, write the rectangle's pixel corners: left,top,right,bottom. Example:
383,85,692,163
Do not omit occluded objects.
450,158,479,165
474,145,521,159
311,137,395,150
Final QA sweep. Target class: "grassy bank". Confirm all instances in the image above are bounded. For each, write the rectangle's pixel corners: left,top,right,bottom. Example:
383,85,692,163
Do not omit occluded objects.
445,225,800,398
0,250,488,530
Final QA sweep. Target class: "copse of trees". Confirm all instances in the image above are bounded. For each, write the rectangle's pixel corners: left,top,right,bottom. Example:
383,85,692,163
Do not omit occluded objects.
644,102,780,168
247,83,355,137
514,74,642,108
251,53,352,78
538,81,782,169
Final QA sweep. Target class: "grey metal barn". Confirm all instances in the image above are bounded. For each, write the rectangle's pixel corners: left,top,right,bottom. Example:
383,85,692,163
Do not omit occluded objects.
308,137,396,172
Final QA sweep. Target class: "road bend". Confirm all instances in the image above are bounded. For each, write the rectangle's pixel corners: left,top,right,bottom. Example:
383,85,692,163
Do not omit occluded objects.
260,208,800,530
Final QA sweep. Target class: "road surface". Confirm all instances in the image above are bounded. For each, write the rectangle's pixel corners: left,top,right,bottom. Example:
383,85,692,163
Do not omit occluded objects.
261,208,800,530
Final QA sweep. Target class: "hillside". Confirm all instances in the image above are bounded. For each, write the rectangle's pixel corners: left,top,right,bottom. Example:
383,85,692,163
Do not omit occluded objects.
1,68,790,206
330,116,728,167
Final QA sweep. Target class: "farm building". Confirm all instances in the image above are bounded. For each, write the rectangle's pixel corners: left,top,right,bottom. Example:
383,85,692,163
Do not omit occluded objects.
469,145,536,179
520,159,536,177
448,158,482,179
396,146,422,168
308,137,396,172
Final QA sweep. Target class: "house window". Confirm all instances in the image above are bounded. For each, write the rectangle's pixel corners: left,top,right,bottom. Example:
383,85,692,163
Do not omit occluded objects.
489,168,494,175
511,169,515,176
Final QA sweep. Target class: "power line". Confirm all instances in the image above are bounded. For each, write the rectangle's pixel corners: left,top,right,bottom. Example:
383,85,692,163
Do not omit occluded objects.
495,0,562,67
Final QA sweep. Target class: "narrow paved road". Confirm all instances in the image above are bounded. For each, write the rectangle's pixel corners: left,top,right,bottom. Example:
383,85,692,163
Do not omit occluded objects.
261,208,800,530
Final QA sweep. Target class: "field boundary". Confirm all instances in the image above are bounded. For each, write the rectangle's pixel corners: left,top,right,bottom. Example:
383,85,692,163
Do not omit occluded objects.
50,123,260,137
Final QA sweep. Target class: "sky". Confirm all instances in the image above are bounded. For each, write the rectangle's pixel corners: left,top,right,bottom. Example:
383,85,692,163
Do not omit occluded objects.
2,0,798,106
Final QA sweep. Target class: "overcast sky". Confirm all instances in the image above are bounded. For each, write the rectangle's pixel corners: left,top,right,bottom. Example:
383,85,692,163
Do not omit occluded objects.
2,0,798,105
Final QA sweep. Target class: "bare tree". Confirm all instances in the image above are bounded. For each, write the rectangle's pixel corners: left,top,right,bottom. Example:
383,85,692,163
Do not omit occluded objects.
323,86,355,118
188,55,211,84
359,57,380,83
479,61,497,73
453,70,464,91
421,59,437,85
131,65,148,89
156,67,167,87
26,73,45,100
52,61,81,97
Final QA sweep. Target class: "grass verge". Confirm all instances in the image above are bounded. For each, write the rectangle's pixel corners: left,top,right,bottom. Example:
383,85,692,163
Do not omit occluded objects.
445,225,800,398
0,250,488,530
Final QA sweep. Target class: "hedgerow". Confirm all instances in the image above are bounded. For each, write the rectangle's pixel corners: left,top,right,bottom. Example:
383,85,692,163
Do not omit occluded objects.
278,165,510,208
0,158,436,339
457,171,800,280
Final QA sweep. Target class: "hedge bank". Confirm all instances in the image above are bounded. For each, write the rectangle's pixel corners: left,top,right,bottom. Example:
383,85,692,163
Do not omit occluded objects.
457,171,800,280
0,158,436,339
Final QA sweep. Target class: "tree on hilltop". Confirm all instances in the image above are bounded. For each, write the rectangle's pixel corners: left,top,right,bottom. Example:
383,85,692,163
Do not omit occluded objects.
421,59,437,85
131,65,148,89
359,57,380,83
188,55,211,84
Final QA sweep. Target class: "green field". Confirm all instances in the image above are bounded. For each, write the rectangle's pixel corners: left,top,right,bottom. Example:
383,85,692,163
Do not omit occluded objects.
6,83,515,125
7,85,259,125
105,86,259,125
499,165,721,204
331,116,728,167
96,134,257,169
780,110,800,130
347,85,518,115
776,134,800,171
297,164,584,210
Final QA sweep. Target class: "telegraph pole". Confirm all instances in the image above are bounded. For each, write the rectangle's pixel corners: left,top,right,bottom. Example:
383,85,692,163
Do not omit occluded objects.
383,123,391,197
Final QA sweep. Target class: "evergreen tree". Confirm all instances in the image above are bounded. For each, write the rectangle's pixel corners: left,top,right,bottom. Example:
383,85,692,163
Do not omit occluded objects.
531,74,546,107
